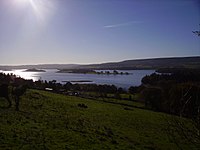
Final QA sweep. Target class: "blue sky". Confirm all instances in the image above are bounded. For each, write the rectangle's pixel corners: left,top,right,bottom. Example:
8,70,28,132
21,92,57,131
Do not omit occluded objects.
0,0,199,65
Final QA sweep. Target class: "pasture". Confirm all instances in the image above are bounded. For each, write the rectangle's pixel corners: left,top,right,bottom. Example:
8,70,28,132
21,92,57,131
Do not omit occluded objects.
0,89,197,149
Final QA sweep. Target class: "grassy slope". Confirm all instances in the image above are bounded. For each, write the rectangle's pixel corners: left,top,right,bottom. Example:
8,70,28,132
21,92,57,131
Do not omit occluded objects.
0,89,196,150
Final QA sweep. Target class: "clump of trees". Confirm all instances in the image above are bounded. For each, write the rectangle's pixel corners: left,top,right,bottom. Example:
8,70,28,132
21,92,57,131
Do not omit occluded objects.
140,69,200,118
0,84,11,107
0,73,29,111
139,68,200,147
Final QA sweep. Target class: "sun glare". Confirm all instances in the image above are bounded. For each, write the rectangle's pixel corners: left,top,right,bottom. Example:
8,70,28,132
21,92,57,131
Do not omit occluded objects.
13,0,55,25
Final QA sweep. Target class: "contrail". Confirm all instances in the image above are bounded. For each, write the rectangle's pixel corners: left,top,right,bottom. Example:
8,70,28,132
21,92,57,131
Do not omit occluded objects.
104,21,142,28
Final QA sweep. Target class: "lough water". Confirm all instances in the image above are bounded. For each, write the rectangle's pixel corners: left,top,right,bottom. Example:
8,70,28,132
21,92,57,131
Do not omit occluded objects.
0,69,154,89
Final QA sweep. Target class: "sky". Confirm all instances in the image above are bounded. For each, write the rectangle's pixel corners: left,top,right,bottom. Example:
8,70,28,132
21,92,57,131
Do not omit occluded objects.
0,0,199,65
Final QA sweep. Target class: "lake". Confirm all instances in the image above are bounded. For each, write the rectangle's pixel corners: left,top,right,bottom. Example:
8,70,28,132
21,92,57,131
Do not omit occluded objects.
0,69,154,89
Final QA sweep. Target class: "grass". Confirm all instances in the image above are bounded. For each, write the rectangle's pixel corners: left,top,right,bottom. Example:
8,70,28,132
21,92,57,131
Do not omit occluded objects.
0,89,197,149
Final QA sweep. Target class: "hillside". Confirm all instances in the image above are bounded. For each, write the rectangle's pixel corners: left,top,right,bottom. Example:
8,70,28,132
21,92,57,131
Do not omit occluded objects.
79,56,200,70
0,56,199,70
0,89,197,149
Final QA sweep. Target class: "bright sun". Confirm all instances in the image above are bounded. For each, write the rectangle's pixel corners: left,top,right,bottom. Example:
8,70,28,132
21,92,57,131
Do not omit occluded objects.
13,0,55,25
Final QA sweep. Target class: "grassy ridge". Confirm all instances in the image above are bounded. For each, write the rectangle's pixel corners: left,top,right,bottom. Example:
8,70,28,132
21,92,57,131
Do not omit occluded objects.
0,89,196,149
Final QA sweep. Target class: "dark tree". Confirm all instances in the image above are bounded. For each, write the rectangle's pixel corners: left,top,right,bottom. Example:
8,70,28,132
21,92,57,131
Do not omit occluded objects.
142,87,162,111
64,82,72,91
0,84,11,108
128,86,138,94
12,85,27,111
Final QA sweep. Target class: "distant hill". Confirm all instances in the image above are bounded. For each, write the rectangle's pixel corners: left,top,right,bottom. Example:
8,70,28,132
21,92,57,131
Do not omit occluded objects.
0,64,79,70
0,56,200,70
78,56,200,70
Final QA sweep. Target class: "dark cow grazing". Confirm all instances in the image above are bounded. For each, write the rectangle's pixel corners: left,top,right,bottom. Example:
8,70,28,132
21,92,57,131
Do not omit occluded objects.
0,84,11,108
78,103,88,108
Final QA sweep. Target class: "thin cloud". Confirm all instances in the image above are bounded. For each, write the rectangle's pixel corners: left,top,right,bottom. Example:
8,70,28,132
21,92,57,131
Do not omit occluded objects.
104,21,142,28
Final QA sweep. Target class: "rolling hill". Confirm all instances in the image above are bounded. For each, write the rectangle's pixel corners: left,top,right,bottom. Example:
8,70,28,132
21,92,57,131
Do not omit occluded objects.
0,56,199,70
79,56,200,70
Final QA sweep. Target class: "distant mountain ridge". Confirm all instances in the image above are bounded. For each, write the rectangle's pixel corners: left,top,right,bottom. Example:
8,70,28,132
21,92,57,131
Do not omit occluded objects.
0,56,200,70
78,56,200,70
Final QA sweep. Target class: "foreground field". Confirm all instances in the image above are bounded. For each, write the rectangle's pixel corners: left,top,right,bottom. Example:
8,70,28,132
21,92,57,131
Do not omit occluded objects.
0,89,197,149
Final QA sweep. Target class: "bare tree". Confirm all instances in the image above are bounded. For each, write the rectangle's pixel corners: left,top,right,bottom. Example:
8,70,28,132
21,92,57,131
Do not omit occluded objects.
164,86,200,149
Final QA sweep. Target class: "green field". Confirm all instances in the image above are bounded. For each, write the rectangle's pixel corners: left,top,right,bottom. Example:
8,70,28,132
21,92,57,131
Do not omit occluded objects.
0,89,197,149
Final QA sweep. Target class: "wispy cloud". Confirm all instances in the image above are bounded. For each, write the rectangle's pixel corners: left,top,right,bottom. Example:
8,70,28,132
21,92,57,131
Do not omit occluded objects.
104,21,142,28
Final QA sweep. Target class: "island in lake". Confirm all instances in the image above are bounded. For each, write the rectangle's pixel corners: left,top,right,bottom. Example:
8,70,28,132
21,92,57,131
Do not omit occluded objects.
24,68,46,72
57,69,129,75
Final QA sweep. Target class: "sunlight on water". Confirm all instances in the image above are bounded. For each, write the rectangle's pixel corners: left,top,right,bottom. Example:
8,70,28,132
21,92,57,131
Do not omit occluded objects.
0,69,41,81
